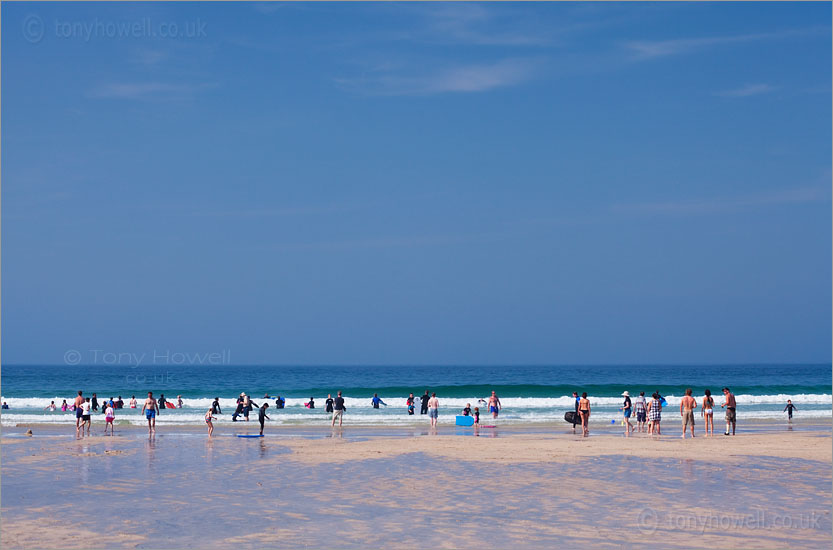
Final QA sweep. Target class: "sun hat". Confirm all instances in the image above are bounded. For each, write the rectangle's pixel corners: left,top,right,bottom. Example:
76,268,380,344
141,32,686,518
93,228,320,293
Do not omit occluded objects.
622,391,630,397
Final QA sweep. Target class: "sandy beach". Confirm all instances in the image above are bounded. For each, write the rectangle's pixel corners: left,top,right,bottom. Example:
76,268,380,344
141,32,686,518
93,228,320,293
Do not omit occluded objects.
2,423,830,549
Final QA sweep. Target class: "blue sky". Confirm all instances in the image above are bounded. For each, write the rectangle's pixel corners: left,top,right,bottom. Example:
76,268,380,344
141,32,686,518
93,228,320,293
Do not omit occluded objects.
3,2,831,365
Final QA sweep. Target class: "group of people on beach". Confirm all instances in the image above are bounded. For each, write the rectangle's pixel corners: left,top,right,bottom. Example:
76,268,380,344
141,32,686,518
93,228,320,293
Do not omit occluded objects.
572,387,739,438
21,387,803,438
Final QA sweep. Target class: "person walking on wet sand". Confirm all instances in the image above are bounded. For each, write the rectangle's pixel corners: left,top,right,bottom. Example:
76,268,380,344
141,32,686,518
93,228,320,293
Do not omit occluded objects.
702,389,715,436
331,391,345,427
578,392,590,436
721,387,736,436
81,397,92,435
204,407,216,436
621,391,633,435
680,388,698,439
141,392,159,433
647,393,662,435
104,402,115,435
427,392,439,427
257,403,270,435
571,391,580,433
74,391,85,432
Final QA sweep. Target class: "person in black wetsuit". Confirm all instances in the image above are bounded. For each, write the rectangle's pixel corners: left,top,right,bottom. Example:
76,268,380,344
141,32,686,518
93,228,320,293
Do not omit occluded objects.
91,394,99,412
232,394,245,421
572,391,580,433
258,403,270,435
212,397,222,415
784,400,797,421
307,397,315,409
462,404,471,416
157,394,167,413
420,391,430,415
275,396,285,409
325,394,334,413
116,396,124,409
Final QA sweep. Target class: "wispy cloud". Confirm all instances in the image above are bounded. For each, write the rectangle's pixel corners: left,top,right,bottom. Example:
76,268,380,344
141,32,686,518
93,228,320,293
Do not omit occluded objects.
713,83,776,98
87,82,214,100
252,2,287,15
611,185,831,216
129,48,168,67
624,26,827,60
336,58,539,96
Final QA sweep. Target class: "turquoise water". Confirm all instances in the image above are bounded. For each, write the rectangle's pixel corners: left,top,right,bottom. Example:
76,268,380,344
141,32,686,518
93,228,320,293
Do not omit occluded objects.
2,364,830,426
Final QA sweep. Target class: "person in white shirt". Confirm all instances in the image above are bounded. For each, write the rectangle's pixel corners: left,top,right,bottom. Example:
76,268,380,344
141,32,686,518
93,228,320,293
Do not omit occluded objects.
104,404,116,435
81,398,92,435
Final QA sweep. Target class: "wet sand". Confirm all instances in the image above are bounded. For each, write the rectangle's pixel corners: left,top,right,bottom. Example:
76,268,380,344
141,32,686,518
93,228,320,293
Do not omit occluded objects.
2,424,831,549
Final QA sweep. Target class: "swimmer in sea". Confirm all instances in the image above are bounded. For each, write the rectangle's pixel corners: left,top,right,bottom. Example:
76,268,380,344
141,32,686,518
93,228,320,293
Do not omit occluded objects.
129,396,137,409
371,394,387,409
45,401,57,412
212,397,222,415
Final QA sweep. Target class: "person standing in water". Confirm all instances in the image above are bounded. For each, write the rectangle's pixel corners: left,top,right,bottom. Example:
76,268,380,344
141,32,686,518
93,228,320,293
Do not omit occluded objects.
680,388,698,439
371,394,387,409
702,389,715,436
784,399,797,421
331,391,345,427
257,403,270,435
420,391,430,415
91,393,99,412
406,393,415,415
325,394,334,413
141,392,159,433
487,391,502,420
129,396,137,409
427,392,439,428
721,387,736,436
212,397,222,415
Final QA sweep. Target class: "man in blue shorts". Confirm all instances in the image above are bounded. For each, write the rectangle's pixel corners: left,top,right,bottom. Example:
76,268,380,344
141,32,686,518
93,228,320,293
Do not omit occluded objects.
141,392,159,434
487,391,501,420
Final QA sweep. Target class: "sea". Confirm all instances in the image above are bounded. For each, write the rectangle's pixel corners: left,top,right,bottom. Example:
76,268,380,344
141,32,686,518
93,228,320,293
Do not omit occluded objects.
1,364,830,427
